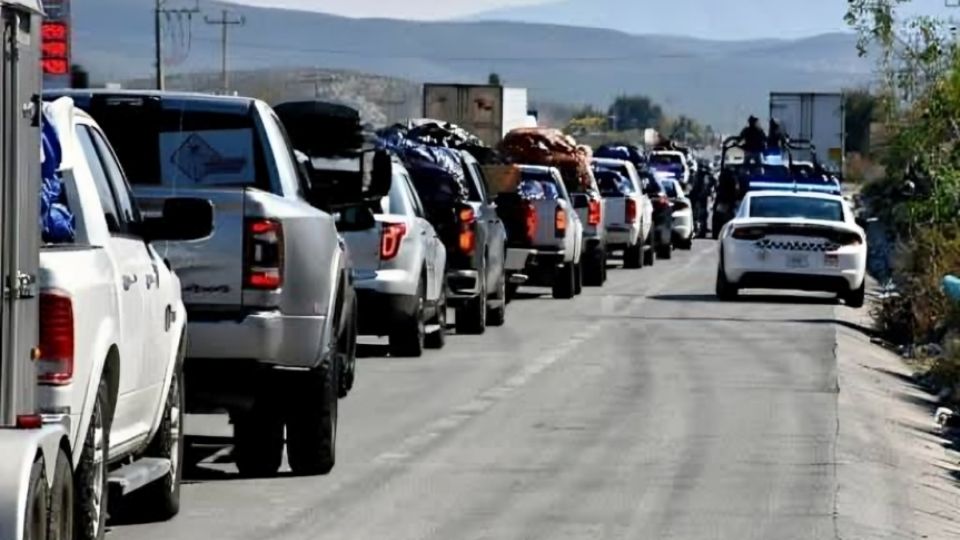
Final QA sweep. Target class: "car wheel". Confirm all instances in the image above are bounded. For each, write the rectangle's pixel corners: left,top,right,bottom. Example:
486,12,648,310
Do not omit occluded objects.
425,286,448,349
233,395,284,478
135,352,185,520
389,282,426,357
487,272,507,327
624,242,643,269
584,248,606,285
286,362,338,476
845,281,866,308
48,448,74,540
25,457,49,540
715,264,739,300
656,242,673,260
456,267,488,335
76,377,109,540
574,263,583,295
552,262,576,299
339,295,358,398
643,236,656,267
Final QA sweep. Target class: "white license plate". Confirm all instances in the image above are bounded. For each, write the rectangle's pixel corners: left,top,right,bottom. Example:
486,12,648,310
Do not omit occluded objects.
786,254,810,269
824,254,839,268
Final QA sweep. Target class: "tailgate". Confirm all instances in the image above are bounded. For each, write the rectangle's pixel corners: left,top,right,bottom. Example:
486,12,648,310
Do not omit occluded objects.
135,186,246,307
341,224,381,276
532,199,566,249
603,197,626,229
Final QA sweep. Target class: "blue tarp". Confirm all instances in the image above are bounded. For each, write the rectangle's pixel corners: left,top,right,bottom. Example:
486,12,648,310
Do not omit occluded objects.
377,127,470,203
40,111,75,243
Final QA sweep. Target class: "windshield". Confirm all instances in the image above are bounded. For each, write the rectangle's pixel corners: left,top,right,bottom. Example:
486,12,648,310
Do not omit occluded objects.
748,196,844,221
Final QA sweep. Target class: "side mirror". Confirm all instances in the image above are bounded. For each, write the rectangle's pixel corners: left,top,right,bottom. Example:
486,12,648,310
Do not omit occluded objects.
366,150,392,200
141,198,214,242
570,193,589,209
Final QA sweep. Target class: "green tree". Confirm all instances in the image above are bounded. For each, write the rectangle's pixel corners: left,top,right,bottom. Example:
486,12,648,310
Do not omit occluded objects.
607,95,664,132
844,89,878,154
488,72,502,86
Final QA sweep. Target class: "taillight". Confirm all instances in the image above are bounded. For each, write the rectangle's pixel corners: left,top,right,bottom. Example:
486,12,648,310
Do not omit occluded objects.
653,194,670,209
458,205,477,255
625,199,637,224
523,201,538,243
838,231,863,246
555,205,567,238
380,222,407,260
244,219,284,290
38,290,74,386
587,199,601,226
732,227,766,240
673,199,690,211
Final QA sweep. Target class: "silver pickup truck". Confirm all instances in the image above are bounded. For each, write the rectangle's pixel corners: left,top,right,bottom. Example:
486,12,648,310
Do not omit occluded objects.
497,166,584,299
55,90,357,478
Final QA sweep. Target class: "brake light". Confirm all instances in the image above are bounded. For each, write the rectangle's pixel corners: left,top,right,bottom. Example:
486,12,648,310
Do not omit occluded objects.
653,194,670,209
555,205,567,238
380,222,407,261
523,201,538,243
587,199,601,226
244,219,284,290
838,231,863,246
458,205,477,256
38,290,74,386
16,415,43,429
673,199,690,210
625,199,637,224
732,227,766,240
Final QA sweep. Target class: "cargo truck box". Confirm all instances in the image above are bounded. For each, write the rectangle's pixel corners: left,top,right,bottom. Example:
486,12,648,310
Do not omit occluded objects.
423,84,529,148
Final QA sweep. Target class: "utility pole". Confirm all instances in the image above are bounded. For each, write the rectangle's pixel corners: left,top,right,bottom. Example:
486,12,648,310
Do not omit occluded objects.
205,10,246,94
154,0,200,91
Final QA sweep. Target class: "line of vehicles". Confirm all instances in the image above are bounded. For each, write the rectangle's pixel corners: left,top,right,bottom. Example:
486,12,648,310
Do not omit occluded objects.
0,4,864,538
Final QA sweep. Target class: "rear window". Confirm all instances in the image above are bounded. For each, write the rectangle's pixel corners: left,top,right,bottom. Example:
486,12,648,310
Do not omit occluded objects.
596,170,634,197
380,172,413,215
82,98,268,189
520,171,562,200
649,153,683,167
662,179,679,198
749,196,844,222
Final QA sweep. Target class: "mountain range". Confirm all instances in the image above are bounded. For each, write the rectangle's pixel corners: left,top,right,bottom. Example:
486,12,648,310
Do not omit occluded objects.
72,0,875,130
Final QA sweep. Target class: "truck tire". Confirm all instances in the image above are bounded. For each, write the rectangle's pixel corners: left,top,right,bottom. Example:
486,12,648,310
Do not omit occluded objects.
574,263,583,295
425,287,447,350
624,242,643,269
643,232,656,267
389,283,426,358
233,396,284,478
584,249,607,285
339,296,358,398
286,362,338,476
487,272,507,327
552,262,576,300
48,448,74,540
136,358,185,520
656,242,673,260
456,268,487,335
25,457,49,540
75,378,109,540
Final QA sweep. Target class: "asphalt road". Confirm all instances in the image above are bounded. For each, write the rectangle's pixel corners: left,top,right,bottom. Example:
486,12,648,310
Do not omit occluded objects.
109,239,843,540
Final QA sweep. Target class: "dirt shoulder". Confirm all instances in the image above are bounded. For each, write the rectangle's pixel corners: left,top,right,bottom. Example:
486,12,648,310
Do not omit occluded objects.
834,298,960,539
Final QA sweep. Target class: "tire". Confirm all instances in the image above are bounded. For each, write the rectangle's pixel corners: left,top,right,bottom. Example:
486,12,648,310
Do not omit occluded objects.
506,283,519,301
678,237,693,250
425,287,447,349
584,248,606,285
389,283,426,358
487,272,507,327
25,457,49,540
643,231,656,267
339,295,358,398
845,281,866,308
75,378,109,540
552,262,576,299
286,362,338,476
656,242,673,260
48,448,73,540
715,264,739,300
233,395,284,478
573,263,583,295
624,242,643,269
456,268,487,335
136,357,185,520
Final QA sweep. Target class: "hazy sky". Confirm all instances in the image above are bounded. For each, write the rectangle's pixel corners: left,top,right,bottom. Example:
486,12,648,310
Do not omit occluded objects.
229,0,548,19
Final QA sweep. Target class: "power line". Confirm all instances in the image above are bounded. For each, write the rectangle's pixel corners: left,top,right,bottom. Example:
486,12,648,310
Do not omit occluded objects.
205,9,246,93
155,0,200,90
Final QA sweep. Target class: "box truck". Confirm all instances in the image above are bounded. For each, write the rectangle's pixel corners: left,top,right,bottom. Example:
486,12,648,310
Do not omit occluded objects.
769,92,845,174
423,84,530,147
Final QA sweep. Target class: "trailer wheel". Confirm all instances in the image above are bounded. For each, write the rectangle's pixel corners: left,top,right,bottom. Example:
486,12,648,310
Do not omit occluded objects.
76,378,109,540
48,448,74,540
137,354,185,520
24,456,49,540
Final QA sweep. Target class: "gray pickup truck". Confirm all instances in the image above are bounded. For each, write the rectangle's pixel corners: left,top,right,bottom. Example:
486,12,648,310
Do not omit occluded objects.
54,90,358,478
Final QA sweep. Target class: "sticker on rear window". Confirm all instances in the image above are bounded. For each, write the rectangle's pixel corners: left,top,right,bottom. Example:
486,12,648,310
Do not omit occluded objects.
160,129,255,186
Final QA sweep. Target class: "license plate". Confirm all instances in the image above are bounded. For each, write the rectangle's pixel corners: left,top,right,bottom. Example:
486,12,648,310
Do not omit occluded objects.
787,254,810,269
824,254,839,268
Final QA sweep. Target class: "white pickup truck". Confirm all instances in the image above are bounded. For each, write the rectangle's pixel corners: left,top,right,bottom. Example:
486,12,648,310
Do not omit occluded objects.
37,98,213,539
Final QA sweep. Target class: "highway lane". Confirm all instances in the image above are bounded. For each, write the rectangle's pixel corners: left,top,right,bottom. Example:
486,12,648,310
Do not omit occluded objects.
108,240,842,540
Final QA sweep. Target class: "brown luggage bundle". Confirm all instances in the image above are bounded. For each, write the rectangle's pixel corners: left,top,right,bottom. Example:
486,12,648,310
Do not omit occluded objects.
499,128,595,192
